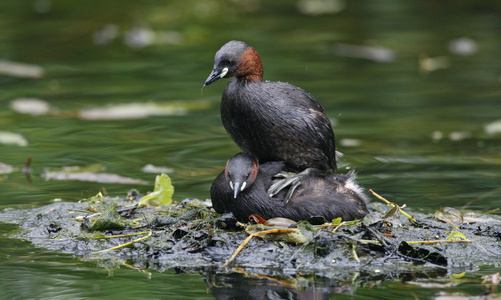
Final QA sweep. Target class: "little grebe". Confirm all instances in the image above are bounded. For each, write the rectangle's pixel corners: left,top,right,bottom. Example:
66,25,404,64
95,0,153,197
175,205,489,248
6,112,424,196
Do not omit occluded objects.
204,41,337,174
210,152,369,223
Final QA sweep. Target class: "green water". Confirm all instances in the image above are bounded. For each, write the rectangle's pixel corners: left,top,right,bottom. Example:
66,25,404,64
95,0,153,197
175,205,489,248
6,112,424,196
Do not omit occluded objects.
1,0,500,299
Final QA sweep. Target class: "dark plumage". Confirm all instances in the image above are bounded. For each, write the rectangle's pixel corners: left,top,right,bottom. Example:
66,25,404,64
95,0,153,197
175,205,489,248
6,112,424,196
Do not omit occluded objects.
204,40,336,173
210,153,369,223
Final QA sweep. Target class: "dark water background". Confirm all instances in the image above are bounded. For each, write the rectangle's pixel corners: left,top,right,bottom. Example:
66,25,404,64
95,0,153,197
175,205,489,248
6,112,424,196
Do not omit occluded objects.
1,0,500,299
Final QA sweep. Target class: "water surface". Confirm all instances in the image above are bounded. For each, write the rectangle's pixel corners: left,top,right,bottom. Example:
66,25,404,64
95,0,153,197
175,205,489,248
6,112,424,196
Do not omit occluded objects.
1,0,500,298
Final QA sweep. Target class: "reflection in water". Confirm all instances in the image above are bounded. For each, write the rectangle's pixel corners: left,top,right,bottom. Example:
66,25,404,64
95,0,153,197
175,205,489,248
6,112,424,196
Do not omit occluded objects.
204,268,451,300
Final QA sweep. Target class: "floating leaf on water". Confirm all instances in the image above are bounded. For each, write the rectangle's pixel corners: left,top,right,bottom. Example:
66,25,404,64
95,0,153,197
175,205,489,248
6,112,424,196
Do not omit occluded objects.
334,43,396,63
405,281,455,288
42,172,150,185
449,37,478,56
0,162,15,175
0,60,44,78
57,163,105,173
138,173,174,207
449,131,471,141
485,120,501,135
419,54,450,73
431,131,443,141
141,164,174,174
340,138,361,147
124,25,155,50
10,98,51,116
0,131,29,147
78,101,212,120
42,164,149,185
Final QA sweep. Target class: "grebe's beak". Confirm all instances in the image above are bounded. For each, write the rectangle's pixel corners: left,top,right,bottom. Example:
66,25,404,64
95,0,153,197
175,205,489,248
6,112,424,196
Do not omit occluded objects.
204,67,229,86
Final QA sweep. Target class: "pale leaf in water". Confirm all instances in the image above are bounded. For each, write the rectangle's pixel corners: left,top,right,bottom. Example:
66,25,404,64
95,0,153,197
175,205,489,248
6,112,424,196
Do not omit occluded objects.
10,98,51,116
449,131,471,141
142,164,174,174
42,172,150,185
340,138,361,147
78,101,211,120
138,173,174,207
0,60,44,78
0,131,29,147
485,120,501,135
0,162,15,175
449,37,478,56
419,54,450,73
124,25,155,50
334,43,396,63
42,164,149,185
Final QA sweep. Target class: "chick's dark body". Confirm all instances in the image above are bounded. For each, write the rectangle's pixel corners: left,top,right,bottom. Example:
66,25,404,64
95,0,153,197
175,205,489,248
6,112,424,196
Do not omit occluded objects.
222,79,336,172
210,159,368,223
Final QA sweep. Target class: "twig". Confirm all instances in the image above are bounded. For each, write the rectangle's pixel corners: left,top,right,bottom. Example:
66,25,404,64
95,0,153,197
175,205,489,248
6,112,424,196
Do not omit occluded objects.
351,243,360,262
221,228,297,268
362,223,390,247
331,221,347,233
406,239,471,245
369,189,416,222
93,230,152,253
91,231,151,239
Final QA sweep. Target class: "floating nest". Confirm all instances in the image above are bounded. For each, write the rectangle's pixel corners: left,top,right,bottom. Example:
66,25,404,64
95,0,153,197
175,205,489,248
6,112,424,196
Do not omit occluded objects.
1,187,500,283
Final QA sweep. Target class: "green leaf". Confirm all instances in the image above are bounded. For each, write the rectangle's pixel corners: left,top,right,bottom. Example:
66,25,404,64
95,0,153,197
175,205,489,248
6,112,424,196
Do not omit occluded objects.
138,173,174,207
446,231,467,240
451,272,466,279
331,217,343,225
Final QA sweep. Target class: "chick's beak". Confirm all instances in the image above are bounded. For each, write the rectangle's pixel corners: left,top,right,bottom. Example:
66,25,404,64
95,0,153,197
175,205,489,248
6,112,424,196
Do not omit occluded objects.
232,181,242,199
